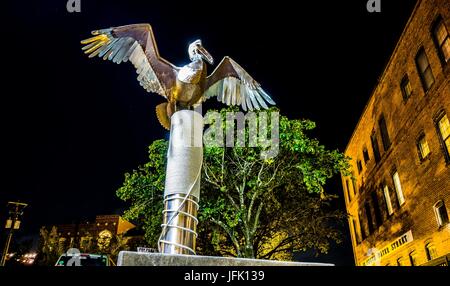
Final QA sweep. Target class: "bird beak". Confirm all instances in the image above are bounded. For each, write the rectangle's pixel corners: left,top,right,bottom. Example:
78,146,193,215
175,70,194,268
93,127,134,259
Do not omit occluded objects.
198,45,214,65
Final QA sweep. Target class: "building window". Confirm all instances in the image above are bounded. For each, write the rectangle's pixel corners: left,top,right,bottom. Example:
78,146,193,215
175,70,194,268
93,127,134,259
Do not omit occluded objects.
397,257,405,266
352,177,358,194
357,160,363,174
365,202,374,234
371,133,381,164
417,134,431,160
383,185,394,216
345,179,351,202
371,192,383,226
379,115,391,151
409,251,417,266
415,47,435,92
392,171,405,206
363,147,370,164
351,218,361,244
400,75,413,101
359,211,367,240
425,243,438,261
436,113,450,161
432,16,450,64
434,200,449,227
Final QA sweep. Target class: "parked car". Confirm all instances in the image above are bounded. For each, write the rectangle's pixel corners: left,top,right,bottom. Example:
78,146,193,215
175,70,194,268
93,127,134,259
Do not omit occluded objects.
55,252,110,266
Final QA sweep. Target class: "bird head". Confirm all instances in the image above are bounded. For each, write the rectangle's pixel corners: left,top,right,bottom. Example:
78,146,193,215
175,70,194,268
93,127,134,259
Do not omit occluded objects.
188,39,214,64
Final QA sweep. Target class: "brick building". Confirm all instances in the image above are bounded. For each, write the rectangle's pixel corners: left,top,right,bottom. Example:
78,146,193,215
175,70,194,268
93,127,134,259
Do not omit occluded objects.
51,215,137,252
341,0,450,266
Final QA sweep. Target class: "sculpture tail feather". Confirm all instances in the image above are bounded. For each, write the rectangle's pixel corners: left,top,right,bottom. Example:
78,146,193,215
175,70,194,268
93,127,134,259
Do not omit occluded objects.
156,102,174,130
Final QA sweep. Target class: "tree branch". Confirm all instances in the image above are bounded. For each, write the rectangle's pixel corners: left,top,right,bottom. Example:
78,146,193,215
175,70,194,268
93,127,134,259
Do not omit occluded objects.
252,203,263,236
258,236,294,260
211,217,241,257
259,246,293,260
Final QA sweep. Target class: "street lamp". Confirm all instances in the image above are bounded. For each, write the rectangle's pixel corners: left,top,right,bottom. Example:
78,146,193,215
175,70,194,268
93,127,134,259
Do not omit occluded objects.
1,201,28,266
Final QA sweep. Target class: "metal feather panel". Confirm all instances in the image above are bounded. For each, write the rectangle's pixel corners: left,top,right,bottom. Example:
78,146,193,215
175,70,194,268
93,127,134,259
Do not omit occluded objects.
240,83,247,111
122,41,138,63
235,83,241,105
98,38,119,58
246,91,254,111
204,56,276,111
225,78,232,106
128,45,166,96
108,38,126,61
82,41,98,51
113,38,134,64
81,24,177,98
259,89,275,105
230,78,237,106
247,87,260,110
253,90,268,109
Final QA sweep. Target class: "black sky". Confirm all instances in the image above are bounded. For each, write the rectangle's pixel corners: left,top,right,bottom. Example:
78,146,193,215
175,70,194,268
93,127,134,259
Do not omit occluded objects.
1,0,417,265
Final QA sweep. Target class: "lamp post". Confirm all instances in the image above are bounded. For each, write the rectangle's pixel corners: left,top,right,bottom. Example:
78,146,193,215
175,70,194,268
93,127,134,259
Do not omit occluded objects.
1,201,28,266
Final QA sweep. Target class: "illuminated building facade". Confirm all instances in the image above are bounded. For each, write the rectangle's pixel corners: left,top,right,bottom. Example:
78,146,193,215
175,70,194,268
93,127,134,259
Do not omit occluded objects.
341,0,450,266
48,215,137,253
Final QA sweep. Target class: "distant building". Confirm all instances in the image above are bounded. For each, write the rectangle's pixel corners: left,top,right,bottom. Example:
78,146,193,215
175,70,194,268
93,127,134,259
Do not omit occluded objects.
48,215,138,252
341,0,450,266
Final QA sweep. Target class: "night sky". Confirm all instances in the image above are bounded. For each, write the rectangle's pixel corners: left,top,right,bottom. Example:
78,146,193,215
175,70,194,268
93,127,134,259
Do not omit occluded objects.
2,0,417,265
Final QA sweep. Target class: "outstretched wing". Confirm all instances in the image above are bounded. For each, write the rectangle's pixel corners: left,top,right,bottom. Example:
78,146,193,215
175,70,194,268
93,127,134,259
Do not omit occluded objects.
204,56,275,111
81,24,177,98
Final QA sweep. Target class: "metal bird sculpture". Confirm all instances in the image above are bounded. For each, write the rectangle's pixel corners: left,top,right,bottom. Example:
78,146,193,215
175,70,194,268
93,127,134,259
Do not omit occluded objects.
81,24,275,130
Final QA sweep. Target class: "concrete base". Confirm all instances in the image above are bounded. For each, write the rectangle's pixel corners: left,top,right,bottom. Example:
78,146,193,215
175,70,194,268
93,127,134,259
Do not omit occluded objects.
117,251,334,266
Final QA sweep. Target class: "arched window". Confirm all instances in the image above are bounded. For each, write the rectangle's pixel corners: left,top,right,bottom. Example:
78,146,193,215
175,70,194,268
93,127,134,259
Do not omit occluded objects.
425,243,438,261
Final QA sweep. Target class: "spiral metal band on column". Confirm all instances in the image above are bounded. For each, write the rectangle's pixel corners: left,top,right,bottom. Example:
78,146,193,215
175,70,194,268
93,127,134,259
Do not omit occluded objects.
159,194,199,255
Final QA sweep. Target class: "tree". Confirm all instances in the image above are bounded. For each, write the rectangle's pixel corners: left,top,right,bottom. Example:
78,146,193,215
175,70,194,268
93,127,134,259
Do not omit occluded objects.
117,108,350,260
35,226,61,266
95,232,132,264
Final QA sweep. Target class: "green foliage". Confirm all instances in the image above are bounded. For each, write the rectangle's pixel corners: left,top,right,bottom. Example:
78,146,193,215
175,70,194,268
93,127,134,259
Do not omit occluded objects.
35,226,61,266
35,226,136,266
116,139,167,246
116,108,350,259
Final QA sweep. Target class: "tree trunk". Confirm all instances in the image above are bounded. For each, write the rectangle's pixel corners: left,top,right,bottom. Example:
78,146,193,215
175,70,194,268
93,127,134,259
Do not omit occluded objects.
239,236,255,258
